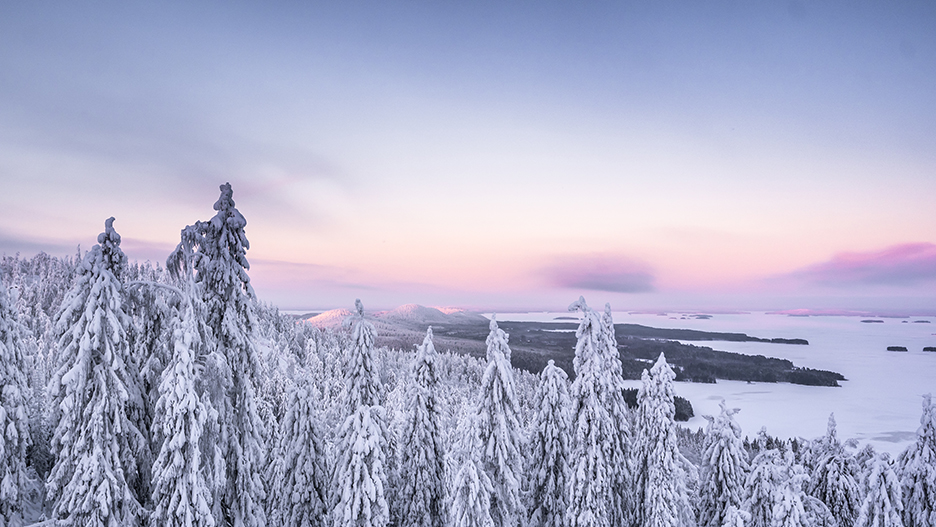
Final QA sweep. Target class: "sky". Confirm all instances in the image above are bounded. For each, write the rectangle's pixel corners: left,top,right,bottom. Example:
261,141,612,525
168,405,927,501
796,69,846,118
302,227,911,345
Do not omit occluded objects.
1,1,935,312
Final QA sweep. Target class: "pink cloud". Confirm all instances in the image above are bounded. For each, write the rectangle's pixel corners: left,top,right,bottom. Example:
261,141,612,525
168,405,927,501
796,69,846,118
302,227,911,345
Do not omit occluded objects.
788,243,936,287
542,254,655,293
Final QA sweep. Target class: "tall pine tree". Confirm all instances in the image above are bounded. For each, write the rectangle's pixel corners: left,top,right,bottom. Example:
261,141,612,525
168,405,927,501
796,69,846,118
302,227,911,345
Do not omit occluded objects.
599,303,634,527
527,360,571,527
857,453,904,527
809,415,860,527
46,218,145,527
635,353,695,527
567,297,614,527
0,283,31,527
332,300,389,527
698,400,748,527
398,327,447,527
450,414,495,527
897,394,935,527
169,183,267,527
477,316,524,527
150,292,215,527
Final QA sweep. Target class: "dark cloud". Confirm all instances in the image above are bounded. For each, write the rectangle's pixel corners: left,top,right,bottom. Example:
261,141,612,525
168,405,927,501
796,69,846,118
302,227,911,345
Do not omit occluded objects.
787,243,936,287
543,254,655,293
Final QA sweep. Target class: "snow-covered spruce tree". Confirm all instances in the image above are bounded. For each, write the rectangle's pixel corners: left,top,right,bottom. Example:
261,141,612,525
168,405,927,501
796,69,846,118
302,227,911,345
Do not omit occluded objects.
897,394,936,527
567,297,614,527
771,466,811,527
635,353,695,527
744,448,786,527
598,303,634,527
168,183,266,527
398,327,447,527
332,300,390,527
856,453,904,527
527,360,571,527
268,375,328,527
150,293,214,527
450,414,495,527
809,415,860,527
342,299,383,413
477,316,524,527
0,283,31,527
722,506,750,527
698,400,748,527
46,218,145,527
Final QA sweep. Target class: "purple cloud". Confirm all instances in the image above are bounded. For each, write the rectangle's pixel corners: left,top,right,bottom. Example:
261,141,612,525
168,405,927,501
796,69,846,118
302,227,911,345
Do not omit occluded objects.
789,243,936,287
543,254,655,293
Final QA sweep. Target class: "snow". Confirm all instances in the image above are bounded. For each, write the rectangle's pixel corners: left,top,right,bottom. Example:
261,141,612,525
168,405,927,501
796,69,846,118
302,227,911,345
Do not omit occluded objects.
493,311,935,455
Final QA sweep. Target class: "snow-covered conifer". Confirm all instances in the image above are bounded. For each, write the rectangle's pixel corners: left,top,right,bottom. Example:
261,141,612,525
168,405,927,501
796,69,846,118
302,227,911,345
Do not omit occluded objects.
342,299,383,412
699,400,748,527
0,283,31,527
332,405,390,527
598,303,634,526
477,316,524,527
744,449,786,527
635,353,695,527
809,415,860,527
723,506,750,527
856,453,903,527
150,294,214,527
771,467,810,527
567,297,614,527
398,327,447,527
168,183,266,527
527,360,571,527
46,218,145,527
332,301,389,527
268,377,328,527
450,415,494,527
897,394,936,527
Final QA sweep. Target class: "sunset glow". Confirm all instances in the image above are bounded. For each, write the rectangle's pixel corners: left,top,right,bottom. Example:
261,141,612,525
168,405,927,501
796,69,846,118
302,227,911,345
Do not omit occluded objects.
2,2,934,311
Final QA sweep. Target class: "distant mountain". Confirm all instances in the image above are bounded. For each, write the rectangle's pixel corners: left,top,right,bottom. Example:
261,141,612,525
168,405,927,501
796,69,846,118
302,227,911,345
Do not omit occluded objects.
376,304,487,326
304,304,487,330
305,308,354,328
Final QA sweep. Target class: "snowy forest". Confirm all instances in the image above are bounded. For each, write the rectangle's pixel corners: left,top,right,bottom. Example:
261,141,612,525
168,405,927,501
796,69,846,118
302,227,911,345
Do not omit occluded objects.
0,184,933,527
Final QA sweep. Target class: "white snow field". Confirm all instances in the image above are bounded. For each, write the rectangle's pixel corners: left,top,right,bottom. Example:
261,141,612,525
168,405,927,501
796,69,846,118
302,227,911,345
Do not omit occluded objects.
493,311,936,455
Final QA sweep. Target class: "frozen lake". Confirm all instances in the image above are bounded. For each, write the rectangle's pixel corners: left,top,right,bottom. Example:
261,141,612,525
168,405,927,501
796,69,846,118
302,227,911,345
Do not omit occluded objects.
494,311,936,455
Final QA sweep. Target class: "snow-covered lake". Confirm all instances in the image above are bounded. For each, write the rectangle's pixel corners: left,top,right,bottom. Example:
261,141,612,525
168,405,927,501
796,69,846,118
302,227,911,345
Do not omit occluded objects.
494,311,936,455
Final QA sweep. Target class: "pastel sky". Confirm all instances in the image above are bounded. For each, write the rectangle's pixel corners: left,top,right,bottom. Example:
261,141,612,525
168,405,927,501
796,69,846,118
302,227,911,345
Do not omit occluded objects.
1,1,935,312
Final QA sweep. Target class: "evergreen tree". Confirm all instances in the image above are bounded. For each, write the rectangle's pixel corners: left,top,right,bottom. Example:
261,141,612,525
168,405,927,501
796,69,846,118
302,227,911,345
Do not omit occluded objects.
771,467,810,527
699,400,748,527
332,301,389,527
897,394,936,527
744,449,787,527
477,316,524,527
598,303,634,527
722,506,750,527
268,376,328,527
527,360,571,527
809,415,860,527
567,297,614,527
46,218,145,527
169,183,266,527
398,327,447,527
635,353,695,527
450,415,495,527
342,299,383,413
150,294,215,527
0,283,31,527
856,454,904,527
